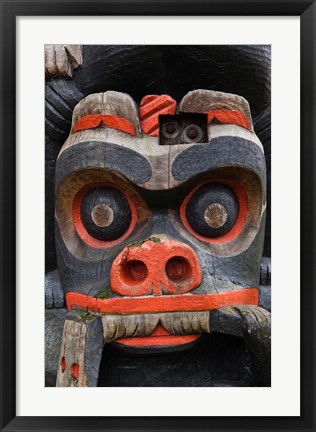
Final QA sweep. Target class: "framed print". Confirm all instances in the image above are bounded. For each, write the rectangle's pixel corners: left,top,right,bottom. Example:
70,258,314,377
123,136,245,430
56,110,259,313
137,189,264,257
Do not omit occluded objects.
1,1,315,431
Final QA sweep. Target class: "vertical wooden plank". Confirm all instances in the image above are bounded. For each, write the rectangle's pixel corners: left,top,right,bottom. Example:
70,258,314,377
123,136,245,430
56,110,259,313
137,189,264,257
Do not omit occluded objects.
56,310,103,387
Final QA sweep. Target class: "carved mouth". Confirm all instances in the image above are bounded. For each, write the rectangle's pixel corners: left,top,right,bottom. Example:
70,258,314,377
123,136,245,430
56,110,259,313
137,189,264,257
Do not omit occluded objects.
66,288,258,348
101,310,212,348
114,325,201,348
101,310,210,342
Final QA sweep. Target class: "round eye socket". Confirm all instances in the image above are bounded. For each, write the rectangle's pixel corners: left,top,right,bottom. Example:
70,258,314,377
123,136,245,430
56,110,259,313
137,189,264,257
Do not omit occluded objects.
80,187,132,241
185,183,239,238
161,120,180,138
182,124,203,143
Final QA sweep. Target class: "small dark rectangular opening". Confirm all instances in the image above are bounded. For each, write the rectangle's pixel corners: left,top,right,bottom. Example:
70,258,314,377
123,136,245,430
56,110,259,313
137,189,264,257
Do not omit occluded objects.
159,112,208,145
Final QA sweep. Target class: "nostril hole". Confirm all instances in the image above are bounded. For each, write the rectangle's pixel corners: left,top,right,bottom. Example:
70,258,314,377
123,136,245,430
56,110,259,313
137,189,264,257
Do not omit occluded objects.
166,257,190,281
122,260,148,283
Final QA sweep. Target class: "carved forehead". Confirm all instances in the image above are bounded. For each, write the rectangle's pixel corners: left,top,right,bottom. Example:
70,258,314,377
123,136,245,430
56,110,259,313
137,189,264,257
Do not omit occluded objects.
56,90,265,191
56,137,266,202
57,135,181,190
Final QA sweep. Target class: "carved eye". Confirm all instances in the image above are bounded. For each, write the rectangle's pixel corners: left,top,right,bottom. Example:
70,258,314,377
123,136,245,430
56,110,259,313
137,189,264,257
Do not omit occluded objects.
182,124,204,143
161,120,181,138
184,183,239,238
80,187,132,241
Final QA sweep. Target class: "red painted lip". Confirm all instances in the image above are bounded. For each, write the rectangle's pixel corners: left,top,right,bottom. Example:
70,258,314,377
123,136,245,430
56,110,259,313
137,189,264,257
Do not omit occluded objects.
66,288,258,315
66,289,258,348
115,325,201,348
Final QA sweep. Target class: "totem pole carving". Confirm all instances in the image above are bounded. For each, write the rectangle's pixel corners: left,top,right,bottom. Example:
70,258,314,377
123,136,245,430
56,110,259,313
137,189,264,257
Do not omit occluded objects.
49,88,271,387
45,45,83,79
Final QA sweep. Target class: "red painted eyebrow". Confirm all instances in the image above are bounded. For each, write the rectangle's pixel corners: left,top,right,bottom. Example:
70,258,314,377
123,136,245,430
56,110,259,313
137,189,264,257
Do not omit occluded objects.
72,109,250,136
73,114,136,136
207,110,250,130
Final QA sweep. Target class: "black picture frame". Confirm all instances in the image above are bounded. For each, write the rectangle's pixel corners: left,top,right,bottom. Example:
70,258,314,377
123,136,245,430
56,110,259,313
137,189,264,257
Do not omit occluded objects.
0,1,315,431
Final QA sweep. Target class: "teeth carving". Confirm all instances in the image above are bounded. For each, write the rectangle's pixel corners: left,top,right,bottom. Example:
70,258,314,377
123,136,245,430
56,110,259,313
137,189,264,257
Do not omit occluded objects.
101,311,210,342
160,311,210,334
102,314,160,342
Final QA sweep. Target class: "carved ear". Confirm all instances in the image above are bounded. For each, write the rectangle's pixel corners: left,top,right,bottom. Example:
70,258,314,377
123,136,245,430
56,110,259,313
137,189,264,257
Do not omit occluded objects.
179,89,254,131
71,91,142,137
140,94,177,136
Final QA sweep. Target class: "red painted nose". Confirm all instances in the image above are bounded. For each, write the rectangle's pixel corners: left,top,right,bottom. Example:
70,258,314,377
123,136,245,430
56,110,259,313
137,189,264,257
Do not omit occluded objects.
110,238,202,296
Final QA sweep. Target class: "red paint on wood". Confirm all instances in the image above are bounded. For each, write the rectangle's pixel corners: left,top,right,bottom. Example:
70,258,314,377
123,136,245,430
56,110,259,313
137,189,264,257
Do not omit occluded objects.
116,325,200,347
207,110,250,130
60,356,66,373
110,239,201,297
140,94,176,136
180,180,248,244
150,325,173,337
72,183,138,249
70,363,80,379
73,114,136,136
66,288,258,315
140,95,157,105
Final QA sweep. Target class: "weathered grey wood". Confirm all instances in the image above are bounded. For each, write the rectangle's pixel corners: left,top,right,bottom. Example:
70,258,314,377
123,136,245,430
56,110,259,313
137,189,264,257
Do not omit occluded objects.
45,308,68,387
56,310,103,387
70,91,141,137
209,305,271,385
179,89,254,131
45,45,83,80
259,286,271,312
65,45,83,70
45,269,64,308
209,307,244,338
56,318,87,387
259,256,271,311
238,305,271,386
102,314,159,342
101,311,211,342
160,311,210,334
208,123,263,150
260,256,271,286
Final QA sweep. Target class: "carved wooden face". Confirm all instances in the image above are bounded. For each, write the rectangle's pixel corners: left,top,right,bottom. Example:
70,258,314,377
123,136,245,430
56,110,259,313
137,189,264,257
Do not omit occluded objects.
55,90,266,349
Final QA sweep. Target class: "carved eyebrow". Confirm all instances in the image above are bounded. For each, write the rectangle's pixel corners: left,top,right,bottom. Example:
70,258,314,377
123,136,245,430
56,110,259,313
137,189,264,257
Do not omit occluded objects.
56,141,152,186
171,136,266,198
206,110,250,130
73,114,136,136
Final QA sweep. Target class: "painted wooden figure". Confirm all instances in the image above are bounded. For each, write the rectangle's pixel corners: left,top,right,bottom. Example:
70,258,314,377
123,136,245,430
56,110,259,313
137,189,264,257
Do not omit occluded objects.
46,87,270,387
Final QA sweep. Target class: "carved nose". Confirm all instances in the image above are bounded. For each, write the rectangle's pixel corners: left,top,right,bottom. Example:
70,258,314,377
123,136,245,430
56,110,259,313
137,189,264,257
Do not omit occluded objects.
110,238,201,296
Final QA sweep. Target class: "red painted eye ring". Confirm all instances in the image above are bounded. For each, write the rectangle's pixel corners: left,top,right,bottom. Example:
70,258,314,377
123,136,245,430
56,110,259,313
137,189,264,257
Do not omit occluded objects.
72,183,138,249
180,179,248,244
